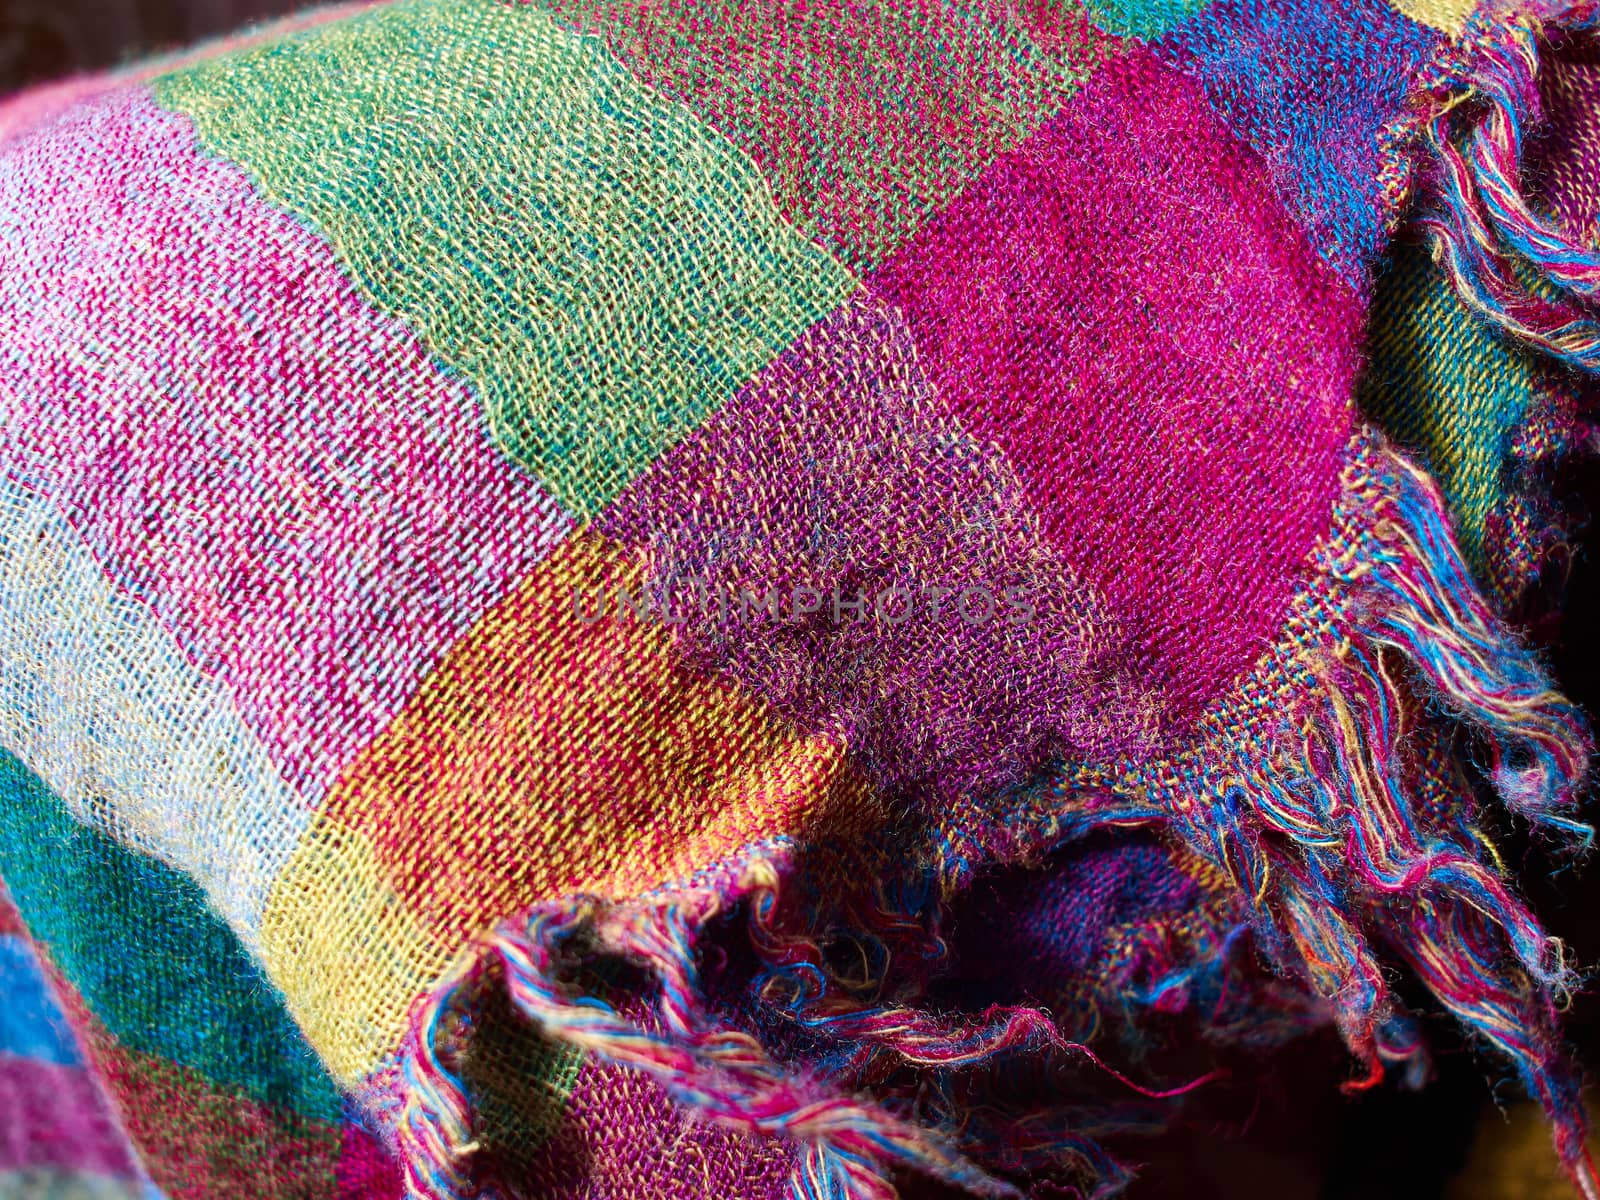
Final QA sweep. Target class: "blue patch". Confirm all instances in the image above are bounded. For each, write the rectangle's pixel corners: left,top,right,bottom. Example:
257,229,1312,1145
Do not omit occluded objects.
0,935,81,1066
1154,0,1440,290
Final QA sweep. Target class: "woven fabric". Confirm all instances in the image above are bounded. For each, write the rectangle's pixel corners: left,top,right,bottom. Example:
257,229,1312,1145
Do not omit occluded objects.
154,0,857,519
0,884,158,1200
1364,30,1600,616
2,1,1600,1197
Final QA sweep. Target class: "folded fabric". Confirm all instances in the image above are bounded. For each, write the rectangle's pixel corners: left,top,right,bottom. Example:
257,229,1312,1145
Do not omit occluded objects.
1,1,1599,1197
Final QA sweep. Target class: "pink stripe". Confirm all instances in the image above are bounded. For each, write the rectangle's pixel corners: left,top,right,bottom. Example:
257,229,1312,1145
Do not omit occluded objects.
0,76,123,149
871,49,1363,724
0,87,570,795
0,1054,141,1177
0,887,21,937
530,1033,794,1199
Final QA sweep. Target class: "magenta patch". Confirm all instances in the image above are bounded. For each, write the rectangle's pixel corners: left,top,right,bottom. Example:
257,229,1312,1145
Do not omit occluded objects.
335,1118,403,1198
871,49,1362,725
1534,35,1600,237
530,1028,795,1199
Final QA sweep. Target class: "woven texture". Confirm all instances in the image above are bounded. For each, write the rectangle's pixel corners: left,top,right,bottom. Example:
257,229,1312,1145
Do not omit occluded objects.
0,883,156,1199
2,1,1600,1197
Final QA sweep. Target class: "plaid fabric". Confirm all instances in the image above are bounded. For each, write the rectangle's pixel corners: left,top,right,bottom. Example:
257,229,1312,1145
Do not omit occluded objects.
1,1,1597,1197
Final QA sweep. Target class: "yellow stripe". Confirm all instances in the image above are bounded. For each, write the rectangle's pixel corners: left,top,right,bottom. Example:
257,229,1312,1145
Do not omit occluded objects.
263,531,880,1081
1387,0,1475,34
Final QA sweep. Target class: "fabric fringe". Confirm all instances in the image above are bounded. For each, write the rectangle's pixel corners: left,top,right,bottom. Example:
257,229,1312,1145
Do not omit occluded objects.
382,430,1594,1199
391,867,1043,1200
1376,0,1600,621
1367,0,1600,1166
389,850,1176,1199
1094,437,1597,1195
1357,2,1600,1175
384,8,1600,1190
1387,0,1600,370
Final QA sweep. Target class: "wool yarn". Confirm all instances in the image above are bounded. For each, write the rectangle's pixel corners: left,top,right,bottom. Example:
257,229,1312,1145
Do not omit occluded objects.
2,1,1599,1197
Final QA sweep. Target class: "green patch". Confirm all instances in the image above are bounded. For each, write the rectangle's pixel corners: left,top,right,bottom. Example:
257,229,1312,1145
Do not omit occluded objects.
1361,240,1537,572
153,0,854,520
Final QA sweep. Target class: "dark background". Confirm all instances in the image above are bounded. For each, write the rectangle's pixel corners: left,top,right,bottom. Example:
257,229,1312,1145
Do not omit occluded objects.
1,0,302,95
1,3,1596,1196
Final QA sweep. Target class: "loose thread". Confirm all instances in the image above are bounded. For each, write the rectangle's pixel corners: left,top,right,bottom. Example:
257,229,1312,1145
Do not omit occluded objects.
394,891,1024,1200
1167,435,1594,1190
1408,1,1600,369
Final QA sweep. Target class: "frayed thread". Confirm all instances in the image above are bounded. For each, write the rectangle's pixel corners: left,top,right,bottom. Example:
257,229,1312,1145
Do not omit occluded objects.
1363,451,1590,836
1399,0,1600,370
1114,436,1596,1195
393,869,1051,1200
391,851,1222,1200
1362,30,1600,1169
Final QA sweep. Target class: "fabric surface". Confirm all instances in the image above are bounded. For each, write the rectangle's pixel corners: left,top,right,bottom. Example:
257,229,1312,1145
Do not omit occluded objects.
1,0,1599,1197
0,883,158,1200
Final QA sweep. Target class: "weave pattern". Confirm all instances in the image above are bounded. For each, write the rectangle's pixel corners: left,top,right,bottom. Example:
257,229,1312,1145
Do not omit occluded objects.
0,884,156,1200
2,0,1600,1197
154,0,856,519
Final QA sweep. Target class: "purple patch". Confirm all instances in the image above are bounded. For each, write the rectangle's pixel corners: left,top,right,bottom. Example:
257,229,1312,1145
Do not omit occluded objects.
1532,33,1600,238
600,290,1159,814
941,836,1202,1012
0,1055,143,1177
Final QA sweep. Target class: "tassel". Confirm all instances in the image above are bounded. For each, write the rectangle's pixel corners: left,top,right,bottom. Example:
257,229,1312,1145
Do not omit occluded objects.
1405,1,1600,369
391,878,1029,1200
1129,433,1596,1197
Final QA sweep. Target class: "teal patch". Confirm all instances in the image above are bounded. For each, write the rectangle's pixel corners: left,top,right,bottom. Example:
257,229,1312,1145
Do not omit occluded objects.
1085,0,1214,39
0,749,342,1122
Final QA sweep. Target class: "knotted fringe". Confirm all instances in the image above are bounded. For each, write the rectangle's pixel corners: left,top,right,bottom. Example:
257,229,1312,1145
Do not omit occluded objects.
1390,0,1600,369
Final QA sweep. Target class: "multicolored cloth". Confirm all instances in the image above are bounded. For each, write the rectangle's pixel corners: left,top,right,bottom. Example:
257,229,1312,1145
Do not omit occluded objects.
1,1,1599,1197
0,883,161,1199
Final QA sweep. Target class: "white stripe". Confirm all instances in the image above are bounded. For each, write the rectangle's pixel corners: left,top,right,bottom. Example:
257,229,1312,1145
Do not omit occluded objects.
0,473,311,951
